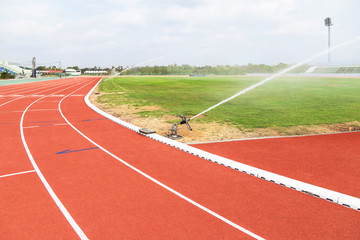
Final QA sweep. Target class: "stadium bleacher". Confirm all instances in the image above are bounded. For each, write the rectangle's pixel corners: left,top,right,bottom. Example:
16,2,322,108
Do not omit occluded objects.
0,60,32,76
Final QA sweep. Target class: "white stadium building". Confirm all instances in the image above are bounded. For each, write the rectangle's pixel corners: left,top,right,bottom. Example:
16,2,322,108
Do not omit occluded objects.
65,68,81,76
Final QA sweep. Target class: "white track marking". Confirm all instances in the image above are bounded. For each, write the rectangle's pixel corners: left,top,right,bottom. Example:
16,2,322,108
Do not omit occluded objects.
0,77,82,94
0,109,60,113
20,79,94,240
11,109,58,112
0,78,85,108
23,123,68,129
0,78,61,92
0,81,54,94
0,83,52,95
0,95,24,97
85,79,360,211
10,95,86,97
0,77,77,95
0,170,36,179
58,80,265,240
188,131,358,145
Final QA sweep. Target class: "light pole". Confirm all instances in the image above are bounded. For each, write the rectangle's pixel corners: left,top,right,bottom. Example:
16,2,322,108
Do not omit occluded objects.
324,17,333,64
32,57,36,77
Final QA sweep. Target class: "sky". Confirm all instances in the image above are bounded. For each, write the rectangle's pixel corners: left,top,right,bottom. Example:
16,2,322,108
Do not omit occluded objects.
0,0,359,68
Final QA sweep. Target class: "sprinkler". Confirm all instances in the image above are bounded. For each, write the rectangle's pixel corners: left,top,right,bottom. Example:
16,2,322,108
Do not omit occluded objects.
165,115,192,140
165,37,360,140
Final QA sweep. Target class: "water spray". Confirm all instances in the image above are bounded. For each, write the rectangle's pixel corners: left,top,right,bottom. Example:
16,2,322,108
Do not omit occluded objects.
104,55,168,81
95,56,168,135
166,36,360,139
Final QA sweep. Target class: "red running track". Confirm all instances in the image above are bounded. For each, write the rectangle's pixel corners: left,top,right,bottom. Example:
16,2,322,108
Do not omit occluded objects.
0,77,359,239
191,133,360,199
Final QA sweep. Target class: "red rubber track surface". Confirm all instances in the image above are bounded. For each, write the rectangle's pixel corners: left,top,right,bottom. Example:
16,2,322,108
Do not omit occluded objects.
191,133,360,198
0,77,91,239
1,78,359,239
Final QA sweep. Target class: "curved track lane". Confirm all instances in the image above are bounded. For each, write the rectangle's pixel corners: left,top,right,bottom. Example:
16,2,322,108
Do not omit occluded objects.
191,133,360,198
0,77,92,239
1,78,359,239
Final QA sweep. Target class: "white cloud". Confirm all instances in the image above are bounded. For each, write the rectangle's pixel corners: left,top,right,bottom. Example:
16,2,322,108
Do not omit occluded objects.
3,20,63,36
0,0,359,66
266,20,323,36
85,8,149,27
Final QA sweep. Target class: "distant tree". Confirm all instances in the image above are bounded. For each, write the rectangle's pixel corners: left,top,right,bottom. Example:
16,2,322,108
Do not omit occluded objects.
68,66,79,71
36,66,47,70
116,65,124,72
1,70,14,79
76,63,294,76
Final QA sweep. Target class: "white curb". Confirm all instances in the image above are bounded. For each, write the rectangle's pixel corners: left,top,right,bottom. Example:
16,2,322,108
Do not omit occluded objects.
84,78,360,212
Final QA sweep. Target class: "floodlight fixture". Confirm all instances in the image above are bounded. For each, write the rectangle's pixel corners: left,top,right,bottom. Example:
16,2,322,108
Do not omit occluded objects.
32,57,36,77
324,17,333,63
324,17,332,27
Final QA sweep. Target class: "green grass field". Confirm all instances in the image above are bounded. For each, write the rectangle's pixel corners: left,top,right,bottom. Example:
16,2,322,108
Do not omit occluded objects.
98,76,360,129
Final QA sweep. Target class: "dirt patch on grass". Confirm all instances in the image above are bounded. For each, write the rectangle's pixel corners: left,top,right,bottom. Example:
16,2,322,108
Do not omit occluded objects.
90,89,360,143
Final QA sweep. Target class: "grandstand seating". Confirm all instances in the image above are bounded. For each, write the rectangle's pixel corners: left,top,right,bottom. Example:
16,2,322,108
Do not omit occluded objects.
337,67,360,73
308,65,360,74
0,60,32,76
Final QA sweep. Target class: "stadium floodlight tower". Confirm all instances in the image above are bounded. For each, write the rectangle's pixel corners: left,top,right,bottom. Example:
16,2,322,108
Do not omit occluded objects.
324,17,333,64
32,57,36,77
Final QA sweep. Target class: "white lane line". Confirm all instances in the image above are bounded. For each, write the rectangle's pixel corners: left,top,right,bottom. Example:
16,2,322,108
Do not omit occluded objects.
0,109,58,113
0,77,80,95
23,123,68,129
0,78,76,95
0,170,36,179
188,131,358,145
58,78,265,240
0,83,49,95
12,109,58,112
20,79,94,240
84,79,360,211
0,79,60,93
0,78,87,108
0,93,19,96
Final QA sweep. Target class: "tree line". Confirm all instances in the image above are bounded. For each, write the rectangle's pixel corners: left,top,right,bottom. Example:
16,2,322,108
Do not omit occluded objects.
36,63,309,75
120,63,307,75
36,65,109,71
0,70,15,79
